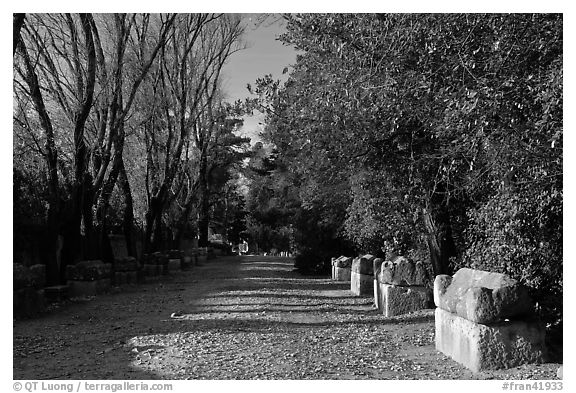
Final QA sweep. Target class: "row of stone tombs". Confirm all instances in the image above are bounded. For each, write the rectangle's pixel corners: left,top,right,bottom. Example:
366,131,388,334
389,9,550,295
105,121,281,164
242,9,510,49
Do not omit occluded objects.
331,255,547,373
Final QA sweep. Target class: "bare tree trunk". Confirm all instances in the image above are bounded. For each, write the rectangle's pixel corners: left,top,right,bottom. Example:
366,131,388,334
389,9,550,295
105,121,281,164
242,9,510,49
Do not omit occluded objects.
197,153,210,247
144,209,155,254
173,183,199,249
66,13,98,263
153,204,165,251
144,194,165,253
422,196,456,277
118,159,137,258
16,22,61,284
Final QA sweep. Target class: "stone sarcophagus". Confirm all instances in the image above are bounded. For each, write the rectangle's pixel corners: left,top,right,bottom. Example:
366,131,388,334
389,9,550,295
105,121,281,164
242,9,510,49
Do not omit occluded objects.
167,249,184,272
351,255,375,296
113,256,139,286
142,252,169,278
372,258,384,309
66,260,112,297
375,256,432,316
434,268,546,372
168,249,193,271
14,263,46,318
331,256,352,281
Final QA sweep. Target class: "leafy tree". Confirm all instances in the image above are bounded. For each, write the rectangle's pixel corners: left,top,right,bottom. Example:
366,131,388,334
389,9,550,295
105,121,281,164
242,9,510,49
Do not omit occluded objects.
250,14,562,323
243,143,296,254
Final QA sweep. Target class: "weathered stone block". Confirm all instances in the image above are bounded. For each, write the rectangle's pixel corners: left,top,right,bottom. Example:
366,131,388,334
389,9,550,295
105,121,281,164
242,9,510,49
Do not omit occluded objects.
435,308,546,372
182,256,193,270
114,271,138,286
351,271,373,296
153,252,169,266
378,256,428,286
379,283,432,317
351,255,375,275
372,258,385,309
332,256,353,268
333,266,351,281
143,253,168,265
44,285,69,303
14,287,45,318
66,260,112,281
108,234,129,259
143,264,160,276
167,249,183,259
35,289,46,311
114,271,126,286
125,271,138,284
114,256,138,272
433,274,452,308
373,258,384,278
374,279,382,311
168,258,181,272
434,268,534,324
29,264,46,289
13,263,33,290
69,278,111,297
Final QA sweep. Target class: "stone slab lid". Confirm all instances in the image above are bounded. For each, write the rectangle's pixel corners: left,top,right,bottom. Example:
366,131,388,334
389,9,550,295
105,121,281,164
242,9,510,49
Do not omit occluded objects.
434,267,535,324
333,256,352,268
351,254,375,274
378,256,428,286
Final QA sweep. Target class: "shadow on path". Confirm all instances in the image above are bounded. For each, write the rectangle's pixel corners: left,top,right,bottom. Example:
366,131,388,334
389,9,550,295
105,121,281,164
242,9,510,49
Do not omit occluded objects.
13,255,435,380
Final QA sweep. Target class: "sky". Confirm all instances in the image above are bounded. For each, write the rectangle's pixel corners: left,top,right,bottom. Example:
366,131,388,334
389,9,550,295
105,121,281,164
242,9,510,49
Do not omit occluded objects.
220,15,298,144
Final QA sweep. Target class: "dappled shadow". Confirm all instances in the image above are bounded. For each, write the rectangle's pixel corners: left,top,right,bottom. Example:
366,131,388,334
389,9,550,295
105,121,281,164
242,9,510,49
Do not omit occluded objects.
202,292,362,300
212,281,352,293
174,305,375,315
14,255,432,380
156,312,435,332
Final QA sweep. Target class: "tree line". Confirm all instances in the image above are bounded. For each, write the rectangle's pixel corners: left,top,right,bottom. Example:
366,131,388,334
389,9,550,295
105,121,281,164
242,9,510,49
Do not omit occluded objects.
13,13,250,284
244,14,562,328
13,13,563,332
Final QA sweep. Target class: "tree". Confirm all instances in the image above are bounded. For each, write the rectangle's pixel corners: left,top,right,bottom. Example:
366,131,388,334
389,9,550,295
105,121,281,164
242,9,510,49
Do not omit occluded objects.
134,14,245,252
14,13,176,278
250,14,562,323
15,13,98,282
91,13,176,258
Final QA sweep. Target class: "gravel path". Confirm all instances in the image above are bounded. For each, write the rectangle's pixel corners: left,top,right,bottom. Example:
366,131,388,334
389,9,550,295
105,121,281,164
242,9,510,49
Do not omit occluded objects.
13,256,560,380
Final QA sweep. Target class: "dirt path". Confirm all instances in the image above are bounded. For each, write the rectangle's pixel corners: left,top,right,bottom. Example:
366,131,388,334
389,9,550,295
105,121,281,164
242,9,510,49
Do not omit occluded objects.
13,256,559,380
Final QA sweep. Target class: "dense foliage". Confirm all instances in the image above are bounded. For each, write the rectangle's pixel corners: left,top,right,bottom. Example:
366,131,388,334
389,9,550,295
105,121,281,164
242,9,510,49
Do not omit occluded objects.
246,14,562,326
